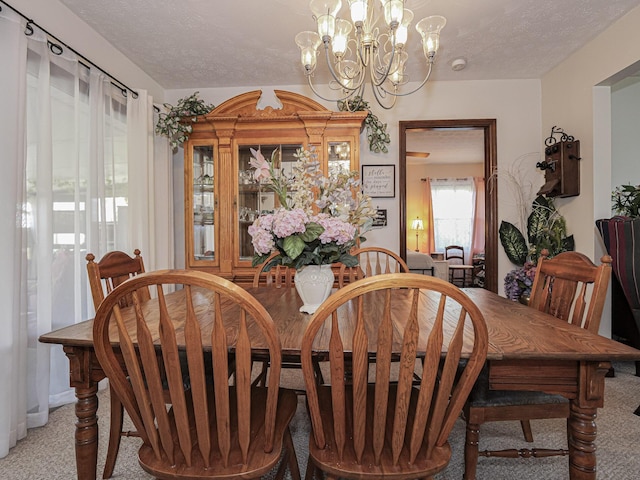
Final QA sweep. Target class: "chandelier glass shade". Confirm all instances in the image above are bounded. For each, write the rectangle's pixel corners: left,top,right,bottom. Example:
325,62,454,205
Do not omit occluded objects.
295,0,446,109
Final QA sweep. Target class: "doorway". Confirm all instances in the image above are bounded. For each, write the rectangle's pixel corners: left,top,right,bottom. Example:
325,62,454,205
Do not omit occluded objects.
399,119,498,292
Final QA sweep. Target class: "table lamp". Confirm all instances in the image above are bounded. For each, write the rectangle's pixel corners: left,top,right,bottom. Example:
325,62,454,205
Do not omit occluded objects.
411,217,424,252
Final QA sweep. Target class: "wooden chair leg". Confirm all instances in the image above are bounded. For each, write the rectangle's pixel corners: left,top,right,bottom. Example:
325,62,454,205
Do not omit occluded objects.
284,427,301,480
520,419,534,442
464,419,480,480
103,384,124,479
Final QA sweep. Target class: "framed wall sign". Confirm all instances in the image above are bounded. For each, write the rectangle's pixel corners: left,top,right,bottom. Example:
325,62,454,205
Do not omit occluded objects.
361,164,395,198
372,208,388,228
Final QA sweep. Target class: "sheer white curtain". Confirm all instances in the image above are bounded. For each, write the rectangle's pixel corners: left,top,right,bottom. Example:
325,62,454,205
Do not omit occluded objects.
0,12,173,458
430,177,475,263
0,8,29,458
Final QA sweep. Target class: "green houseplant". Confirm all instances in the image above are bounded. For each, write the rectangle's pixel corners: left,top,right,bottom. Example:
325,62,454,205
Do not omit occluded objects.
500,195,575,267
337,97,390,153
500,195,574,301
155,92,214,150
612,184,640,217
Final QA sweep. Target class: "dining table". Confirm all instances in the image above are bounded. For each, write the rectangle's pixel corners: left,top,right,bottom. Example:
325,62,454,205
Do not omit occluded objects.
39,285,640,480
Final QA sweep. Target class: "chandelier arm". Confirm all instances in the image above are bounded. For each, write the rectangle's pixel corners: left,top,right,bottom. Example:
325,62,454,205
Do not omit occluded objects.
321,41,366,93
378,61,435,98
305,75,357,104
370,34,398,88
369,81,398,110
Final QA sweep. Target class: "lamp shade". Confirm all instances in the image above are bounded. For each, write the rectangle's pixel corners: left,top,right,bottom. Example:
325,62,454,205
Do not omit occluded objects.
411,218,424,231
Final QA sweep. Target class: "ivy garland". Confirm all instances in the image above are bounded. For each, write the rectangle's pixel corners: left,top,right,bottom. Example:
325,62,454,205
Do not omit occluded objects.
337,97,391,154
155,92,214,149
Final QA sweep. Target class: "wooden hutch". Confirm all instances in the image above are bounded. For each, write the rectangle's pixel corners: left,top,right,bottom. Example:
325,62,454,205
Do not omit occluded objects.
183,90,367,285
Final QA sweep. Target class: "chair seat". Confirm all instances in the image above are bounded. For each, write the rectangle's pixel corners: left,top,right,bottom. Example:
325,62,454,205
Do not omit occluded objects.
139,387,298,479
308,384,452,480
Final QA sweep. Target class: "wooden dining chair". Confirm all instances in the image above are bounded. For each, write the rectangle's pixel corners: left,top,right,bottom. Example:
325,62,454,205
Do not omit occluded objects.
92,269,300,480
301,273,489,480
86,249,150,479
463,250,612,480
252,252,295,288
337,246,409,287
445,245,473,287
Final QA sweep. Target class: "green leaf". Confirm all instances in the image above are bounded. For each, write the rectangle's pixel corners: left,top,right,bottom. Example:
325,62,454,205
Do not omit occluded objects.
499,221,528,266
299,222,324,242
282,235,306,260
527,195,553,247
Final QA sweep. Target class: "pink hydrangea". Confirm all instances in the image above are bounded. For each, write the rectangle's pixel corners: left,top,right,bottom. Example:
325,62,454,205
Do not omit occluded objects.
312,213,356,245
272,208,308,238
248,213,274,255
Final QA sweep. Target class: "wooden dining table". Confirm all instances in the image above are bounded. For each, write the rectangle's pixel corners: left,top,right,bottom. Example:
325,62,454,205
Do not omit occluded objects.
39,286,640,480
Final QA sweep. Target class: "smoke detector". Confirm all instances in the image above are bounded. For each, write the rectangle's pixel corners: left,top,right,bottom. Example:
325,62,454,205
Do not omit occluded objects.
451,58,467,71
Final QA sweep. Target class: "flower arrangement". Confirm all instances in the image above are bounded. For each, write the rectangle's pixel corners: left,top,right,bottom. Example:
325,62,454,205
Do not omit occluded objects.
503,262,536,302
248,147,376,271
155,92,214,150
612,184,640,218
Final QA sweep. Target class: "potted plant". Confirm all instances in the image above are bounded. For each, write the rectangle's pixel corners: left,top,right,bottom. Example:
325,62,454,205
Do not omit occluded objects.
500,195,574,301
337,97,390,154
612,184,640,217
155,92,214,150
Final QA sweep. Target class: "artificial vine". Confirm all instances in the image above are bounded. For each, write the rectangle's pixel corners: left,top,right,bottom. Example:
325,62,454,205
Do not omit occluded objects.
337,97,391,154
155,91,214,149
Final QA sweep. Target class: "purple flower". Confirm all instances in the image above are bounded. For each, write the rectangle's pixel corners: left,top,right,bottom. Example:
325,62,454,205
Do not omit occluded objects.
504,262,537,301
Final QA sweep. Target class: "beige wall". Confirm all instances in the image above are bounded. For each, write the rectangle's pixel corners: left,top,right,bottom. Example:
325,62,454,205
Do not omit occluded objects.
541,5,640,336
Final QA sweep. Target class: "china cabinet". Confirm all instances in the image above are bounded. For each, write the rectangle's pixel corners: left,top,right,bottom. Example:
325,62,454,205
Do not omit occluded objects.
183,90,367,285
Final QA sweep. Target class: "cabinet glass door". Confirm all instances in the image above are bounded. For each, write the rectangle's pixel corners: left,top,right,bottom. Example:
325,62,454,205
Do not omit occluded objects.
327,140,352,174
192,145,216,262
236,143,302,262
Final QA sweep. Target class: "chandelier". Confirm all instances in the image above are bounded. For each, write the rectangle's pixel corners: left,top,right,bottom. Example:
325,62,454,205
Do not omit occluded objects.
295,0,446,110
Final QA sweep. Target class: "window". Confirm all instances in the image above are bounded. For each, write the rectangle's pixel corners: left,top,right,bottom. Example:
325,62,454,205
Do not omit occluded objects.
430,178,474,254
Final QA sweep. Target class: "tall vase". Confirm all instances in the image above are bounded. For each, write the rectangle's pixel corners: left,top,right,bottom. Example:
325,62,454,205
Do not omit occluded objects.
294,264,335,314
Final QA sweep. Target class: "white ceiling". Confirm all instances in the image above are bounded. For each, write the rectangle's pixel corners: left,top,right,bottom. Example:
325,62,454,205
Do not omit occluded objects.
58,0,640,90
406,127,484,165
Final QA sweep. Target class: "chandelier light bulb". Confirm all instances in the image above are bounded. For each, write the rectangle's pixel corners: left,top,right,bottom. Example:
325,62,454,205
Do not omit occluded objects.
310,0,343,40
348,0,367,26
295,31,322,73
395,8,413,48
382,0,404,28
332,18,353,57
416,15,447,59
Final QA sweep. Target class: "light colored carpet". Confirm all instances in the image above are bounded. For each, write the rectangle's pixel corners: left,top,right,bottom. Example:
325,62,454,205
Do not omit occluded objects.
1,362,639,479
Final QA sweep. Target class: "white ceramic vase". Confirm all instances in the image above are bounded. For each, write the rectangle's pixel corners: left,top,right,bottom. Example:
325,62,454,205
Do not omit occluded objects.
294,264,335,314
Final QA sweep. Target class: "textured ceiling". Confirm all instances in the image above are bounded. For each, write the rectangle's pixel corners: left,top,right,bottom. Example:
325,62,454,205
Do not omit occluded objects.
407,128,484,165
58,0,640,90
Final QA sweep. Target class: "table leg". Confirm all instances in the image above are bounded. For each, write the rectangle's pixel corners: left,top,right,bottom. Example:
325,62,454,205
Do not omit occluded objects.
566,361,609,480
74,384,99,480
64,346,101,480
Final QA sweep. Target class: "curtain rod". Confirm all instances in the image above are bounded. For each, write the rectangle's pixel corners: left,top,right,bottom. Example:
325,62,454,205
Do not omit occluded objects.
1,0,140,101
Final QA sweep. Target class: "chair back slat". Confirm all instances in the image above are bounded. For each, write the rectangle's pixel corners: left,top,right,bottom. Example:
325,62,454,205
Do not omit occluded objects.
351,296,368,462
253,253,296,288
93,270,288,477
338,247,409,287
529,251,612,332
183,284,211,466
329,312,347,459
391,287,420,465
301,273,488,472
408,293,445,462
372,291,393,463
236,310,252,463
